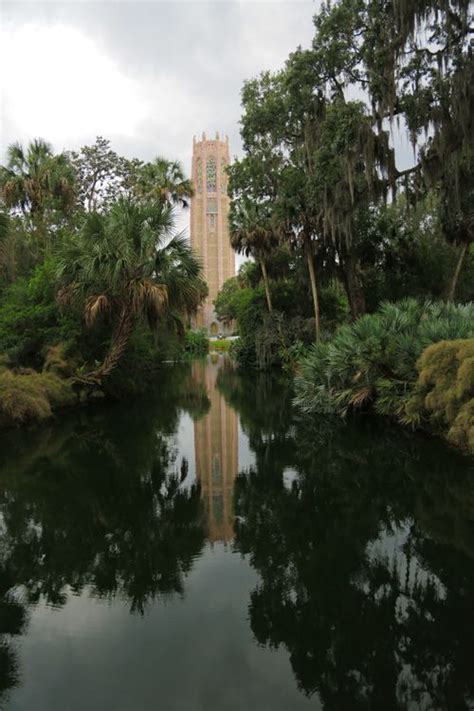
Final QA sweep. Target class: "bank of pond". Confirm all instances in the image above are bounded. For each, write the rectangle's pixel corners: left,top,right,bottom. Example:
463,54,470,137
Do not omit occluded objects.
1,299,473,459
0,356,473,710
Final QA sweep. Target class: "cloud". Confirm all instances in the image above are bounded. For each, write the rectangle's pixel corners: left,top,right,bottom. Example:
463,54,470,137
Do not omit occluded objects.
1,1,317,166
0,23,151,151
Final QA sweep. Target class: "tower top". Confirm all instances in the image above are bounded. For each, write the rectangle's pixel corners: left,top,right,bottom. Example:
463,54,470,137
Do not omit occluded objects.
192,132,229,146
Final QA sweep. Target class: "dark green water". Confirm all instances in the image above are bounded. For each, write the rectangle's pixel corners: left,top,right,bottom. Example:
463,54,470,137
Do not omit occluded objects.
0,356,473,711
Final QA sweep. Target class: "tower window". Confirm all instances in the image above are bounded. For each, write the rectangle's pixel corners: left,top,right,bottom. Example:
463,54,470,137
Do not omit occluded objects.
206,157,216,192
196,158,202,193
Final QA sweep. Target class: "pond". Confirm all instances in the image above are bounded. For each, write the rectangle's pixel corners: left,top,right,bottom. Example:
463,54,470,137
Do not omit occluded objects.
0,355,473,710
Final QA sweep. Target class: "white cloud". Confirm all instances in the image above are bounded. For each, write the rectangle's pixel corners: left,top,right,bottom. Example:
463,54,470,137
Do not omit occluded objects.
0,23,149,149
0,1,317,168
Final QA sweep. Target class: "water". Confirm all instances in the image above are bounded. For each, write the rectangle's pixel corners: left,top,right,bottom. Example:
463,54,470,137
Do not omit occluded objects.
0,355,473,711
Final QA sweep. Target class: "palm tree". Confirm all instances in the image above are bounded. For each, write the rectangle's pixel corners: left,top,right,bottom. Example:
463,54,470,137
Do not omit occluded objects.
134,157,193,208
0,139,76,222
57,198,204,383
229,198,279,313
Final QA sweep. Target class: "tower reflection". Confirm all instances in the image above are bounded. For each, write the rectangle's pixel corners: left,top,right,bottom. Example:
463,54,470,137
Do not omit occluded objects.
192,356,238,543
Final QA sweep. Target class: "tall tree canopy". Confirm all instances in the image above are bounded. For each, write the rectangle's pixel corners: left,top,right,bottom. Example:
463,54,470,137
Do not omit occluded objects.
230,0,473,325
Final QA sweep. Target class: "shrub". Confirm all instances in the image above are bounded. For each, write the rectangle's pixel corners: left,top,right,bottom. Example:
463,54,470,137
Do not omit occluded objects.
0,367,75,427
405,339,474,452
185,329,209,356
0,258,82,368
294,299,474,421
209,338,231,353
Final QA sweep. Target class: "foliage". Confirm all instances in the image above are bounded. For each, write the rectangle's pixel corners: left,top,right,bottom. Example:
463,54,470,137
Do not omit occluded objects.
56,198,205,383
133,157,193,208
68,136,138,212
209,338,232,353
229,197,279,313
294,300,474,443
0,365,75,428
0,140,76,235
405,339,474,452
184,329,209,356
216,265,348,369
230,0,473,332
0,258,81,369
214,276,254,326
358,198,474,309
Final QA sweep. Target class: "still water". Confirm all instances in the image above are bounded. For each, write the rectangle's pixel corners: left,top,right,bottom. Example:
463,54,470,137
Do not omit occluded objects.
0,356,473,710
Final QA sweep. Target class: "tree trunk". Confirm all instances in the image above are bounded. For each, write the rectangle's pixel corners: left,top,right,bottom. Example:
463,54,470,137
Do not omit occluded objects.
341,250,366,320
259,259,273,313
305,237,321,341
447,242,468,302
88,308,135,383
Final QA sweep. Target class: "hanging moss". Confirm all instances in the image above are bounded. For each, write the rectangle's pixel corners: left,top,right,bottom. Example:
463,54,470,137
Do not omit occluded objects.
369,0,473,246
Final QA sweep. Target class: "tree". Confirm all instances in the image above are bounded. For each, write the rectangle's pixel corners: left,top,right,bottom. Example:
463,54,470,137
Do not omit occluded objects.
229,197,278,313
231,72,325,339
69,136,137,213
133,157,193,208
57,198,205,383
0,139,76,236
310,0,473,299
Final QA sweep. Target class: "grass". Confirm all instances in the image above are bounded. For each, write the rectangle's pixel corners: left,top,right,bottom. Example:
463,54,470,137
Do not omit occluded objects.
209,338,232,353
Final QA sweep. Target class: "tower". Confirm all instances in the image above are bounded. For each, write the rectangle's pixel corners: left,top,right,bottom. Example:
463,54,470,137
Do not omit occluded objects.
190,132,235,334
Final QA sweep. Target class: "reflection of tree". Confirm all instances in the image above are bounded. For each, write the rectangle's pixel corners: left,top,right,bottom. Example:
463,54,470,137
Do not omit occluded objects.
217,364,296,477
0,363,209,703
231,381,474,710
0,568,27,700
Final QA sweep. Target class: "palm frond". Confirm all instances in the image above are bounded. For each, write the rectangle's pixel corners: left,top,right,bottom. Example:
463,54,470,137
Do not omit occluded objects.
84,294,111,327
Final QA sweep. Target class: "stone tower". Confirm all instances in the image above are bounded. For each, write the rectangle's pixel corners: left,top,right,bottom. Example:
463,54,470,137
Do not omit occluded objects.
190,132,235,334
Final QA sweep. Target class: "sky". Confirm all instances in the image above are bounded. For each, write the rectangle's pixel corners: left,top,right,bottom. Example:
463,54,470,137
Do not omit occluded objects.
0,1,319,171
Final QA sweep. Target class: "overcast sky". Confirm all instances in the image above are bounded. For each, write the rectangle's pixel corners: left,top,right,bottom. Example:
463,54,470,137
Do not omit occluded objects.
1,1,319,172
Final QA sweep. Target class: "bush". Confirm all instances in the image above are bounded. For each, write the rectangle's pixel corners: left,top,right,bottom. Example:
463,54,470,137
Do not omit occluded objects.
215,271,349,371
405,339,474,452
185,329,209,356
0,258,82,368
294,299,474,423
209,338,231,353
0,366,75,427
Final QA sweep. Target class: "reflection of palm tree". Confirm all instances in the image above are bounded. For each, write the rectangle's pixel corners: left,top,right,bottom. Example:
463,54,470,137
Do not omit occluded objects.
0,373,208,618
